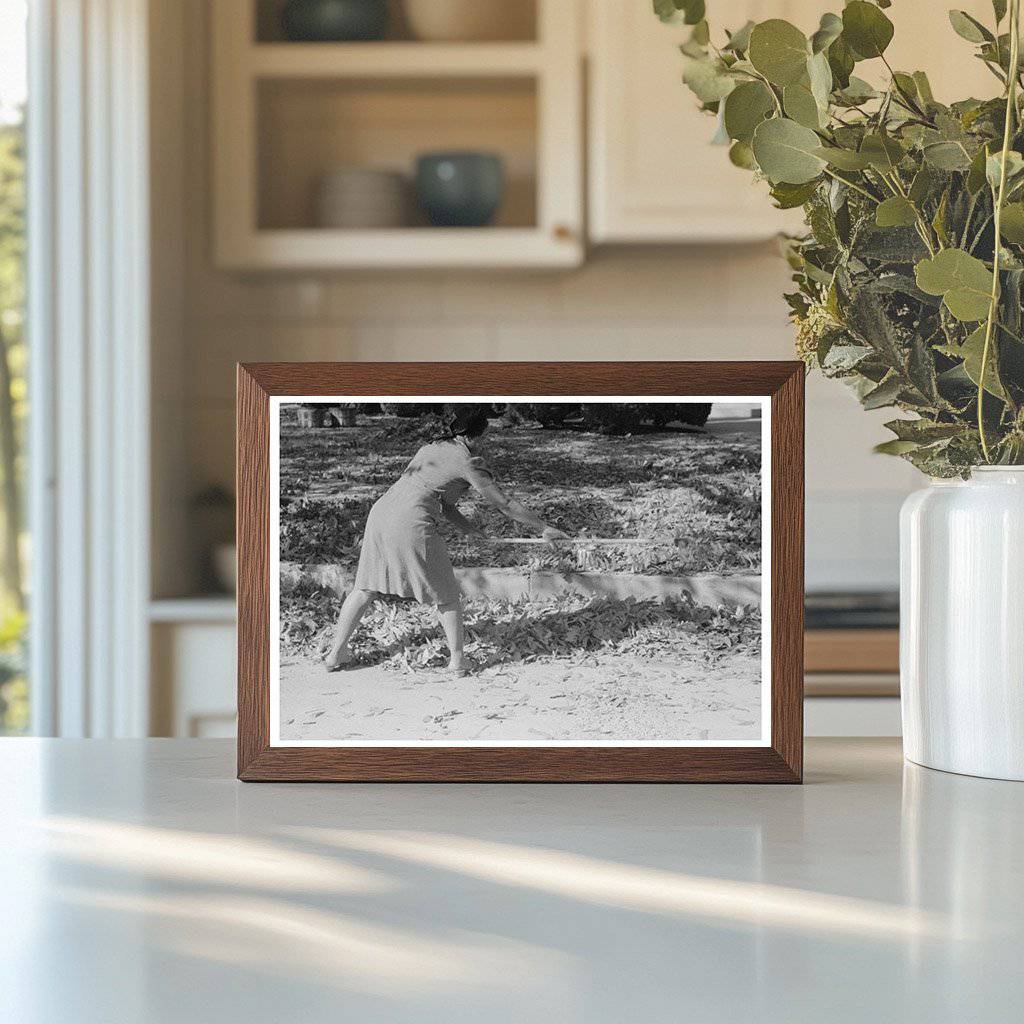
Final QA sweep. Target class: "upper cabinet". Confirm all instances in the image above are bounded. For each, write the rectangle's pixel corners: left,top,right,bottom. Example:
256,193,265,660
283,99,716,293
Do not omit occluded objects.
211,0,584,269
587,1,816,243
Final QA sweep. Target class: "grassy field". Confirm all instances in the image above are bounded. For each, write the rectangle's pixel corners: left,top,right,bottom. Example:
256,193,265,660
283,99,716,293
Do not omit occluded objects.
279,412,762,578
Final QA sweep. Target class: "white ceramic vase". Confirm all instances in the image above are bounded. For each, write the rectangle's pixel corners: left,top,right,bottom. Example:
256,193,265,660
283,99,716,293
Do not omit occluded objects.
900,467,1024,780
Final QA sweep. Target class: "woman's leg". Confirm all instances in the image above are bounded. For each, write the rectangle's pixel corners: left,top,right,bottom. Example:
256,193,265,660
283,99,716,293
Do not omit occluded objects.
436,599,466,671
325,588,376,668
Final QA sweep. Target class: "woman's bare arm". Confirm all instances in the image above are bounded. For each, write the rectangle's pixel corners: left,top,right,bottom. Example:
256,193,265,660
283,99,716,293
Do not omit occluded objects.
475,481,567,539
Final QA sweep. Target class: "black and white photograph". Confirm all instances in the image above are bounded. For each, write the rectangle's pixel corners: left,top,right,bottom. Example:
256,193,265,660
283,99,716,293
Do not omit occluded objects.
270,397,769,746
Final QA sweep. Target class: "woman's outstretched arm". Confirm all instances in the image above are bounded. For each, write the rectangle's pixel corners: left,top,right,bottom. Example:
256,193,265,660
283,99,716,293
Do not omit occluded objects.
474,480,568,541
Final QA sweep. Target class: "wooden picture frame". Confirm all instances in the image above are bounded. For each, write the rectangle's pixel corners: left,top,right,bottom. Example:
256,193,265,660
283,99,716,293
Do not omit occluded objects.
237,362,804,782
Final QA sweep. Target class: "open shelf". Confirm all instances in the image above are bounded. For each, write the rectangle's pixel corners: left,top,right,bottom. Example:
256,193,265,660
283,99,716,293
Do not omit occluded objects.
213,0,581,268
257,76,538,232
249,42,544,77
254,0,538,45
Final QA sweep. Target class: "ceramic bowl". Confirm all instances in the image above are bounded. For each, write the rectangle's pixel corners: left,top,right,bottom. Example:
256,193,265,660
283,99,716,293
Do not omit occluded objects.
281,0,388,42
415,152,505,227
403,0,534,42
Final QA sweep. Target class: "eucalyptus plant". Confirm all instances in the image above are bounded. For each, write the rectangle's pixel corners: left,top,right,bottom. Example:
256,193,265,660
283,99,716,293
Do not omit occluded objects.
658,0,1024,474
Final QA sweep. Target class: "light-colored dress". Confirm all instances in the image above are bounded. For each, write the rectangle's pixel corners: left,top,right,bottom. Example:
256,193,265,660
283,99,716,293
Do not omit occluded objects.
353,438,495,605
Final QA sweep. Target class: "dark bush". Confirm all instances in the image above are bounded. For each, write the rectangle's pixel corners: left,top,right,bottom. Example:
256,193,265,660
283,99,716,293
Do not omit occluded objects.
526,403,579,427
379,402,444,418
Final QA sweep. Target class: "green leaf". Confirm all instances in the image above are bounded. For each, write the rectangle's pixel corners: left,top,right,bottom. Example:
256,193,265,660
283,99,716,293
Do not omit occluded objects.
875,196,918,228
770,179,820,209
885,418,963,443
874,439,922,455
909,165,936,205
986,150,1024,190
967,143,993,193
748,19,810,87
842,1,895,60
814,146,872,170
724,20,755,53
1000,202,1024,242
752,117,827,184
862,375,902,409
728,140,758,169
807,51,833,110
681,55,736,103
810,12,843,54
912,71,935,105
915,249,994,321
783,83,822,128
836,75,877,104
959,324,1007,398
994,0,1008,24
860,133,905,172
827,35,855,89
948,10,993,44
654,0,705,25
723,81,775,143
923,141,972,171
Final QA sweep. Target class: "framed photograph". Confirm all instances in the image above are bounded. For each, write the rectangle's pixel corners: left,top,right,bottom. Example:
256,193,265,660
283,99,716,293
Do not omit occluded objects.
237,362,804,782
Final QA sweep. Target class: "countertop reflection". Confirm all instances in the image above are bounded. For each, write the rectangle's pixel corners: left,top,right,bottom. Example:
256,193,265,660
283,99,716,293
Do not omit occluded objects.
1,738,1021,1023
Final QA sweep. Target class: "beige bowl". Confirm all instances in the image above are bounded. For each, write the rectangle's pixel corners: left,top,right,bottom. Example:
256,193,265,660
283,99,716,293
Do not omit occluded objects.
404,0,534,41
314,168,410,228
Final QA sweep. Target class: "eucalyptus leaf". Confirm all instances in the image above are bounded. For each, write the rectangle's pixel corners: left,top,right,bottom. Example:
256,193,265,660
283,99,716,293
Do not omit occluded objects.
862,375,902,409
814,146,872,170
654,0,705,25
807,51,833,111
724,20,755,53
999,202,1024,242
993,0,1008,24
783,83,822,129
827,35,855,89
874,438,921,455
948,10,993,44
876,196,918,228
770,179,821,209
860,133,906,173
752,117,827,184
748,19,810,87
959,324,1007,398
729,140,758,170
923,141,973,171
912,71,935,105
810,12,843,54
842,1,895,60
915,249,994,321
723,81,775,144
986,150,1024,190
682,55,737,103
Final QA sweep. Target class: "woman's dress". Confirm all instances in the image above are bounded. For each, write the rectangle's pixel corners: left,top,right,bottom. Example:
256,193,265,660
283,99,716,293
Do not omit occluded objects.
353,439,495,605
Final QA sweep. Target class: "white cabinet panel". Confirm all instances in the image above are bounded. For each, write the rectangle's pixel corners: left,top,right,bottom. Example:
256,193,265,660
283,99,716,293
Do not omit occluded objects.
587,1,999,244
588,1,812,242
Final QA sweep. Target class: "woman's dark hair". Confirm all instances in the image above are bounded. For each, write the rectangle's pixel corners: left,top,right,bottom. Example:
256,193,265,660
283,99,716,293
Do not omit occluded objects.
443,404,490,440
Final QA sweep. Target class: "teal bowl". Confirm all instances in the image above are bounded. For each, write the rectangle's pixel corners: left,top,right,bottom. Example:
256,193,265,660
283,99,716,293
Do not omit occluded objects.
281,0,387,42
415,152,505,228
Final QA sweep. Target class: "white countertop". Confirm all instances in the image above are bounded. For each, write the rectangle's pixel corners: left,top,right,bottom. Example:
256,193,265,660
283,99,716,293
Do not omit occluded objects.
2,738,1021,1023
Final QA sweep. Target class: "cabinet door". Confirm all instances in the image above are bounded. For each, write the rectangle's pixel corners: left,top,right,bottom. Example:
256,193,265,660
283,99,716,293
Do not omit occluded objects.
588,1,1002,245
588,1,814,243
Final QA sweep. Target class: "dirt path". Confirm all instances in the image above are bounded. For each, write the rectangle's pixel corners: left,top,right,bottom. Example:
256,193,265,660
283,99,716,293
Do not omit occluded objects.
278,652,762,743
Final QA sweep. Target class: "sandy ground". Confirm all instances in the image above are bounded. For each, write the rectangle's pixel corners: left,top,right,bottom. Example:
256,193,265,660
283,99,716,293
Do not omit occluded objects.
278,653,762,743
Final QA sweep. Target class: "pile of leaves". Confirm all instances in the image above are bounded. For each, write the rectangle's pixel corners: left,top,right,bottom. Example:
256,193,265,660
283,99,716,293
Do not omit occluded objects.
278,419,762,575
662,0,1024,474
280,583,760,671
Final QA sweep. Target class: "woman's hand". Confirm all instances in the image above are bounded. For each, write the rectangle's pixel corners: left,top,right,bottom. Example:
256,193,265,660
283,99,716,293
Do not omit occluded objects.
542,526,570,548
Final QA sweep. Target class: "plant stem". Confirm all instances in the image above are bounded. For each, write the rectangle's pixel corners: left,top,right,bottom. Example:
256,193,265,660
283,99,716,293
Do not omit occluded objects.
821,167,879,203
979,0,1021,463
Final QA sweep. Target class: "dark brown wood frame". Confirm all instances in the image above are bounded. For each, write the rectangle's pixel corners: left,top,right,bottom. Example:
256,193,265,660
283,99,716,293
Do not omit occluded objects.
237,362,804,782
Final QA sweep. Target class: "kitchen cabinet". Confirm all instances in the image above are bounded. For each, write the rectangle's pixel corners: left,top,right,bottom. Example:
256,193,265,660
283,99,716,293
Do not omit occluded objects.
212,0,583,269
587,0,999,244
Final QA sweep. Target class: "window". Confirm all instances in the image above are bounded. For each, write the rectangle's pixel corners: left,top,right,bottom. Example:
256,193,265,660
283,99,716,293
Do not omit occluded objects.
0,0,28,734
